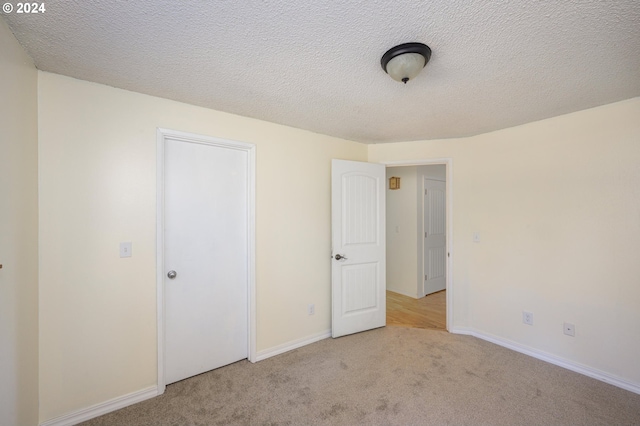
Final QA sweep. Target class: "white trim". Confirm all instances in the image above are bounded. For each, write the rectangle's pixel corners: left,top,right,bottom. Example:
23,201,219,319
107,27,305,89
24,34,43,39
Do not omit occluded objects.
155,132,166,395
247,141,257,364
382,158,453,332
451,327,640,395
156,128,257,393
381,158,452,167
39,386,158,426
255,330,331,362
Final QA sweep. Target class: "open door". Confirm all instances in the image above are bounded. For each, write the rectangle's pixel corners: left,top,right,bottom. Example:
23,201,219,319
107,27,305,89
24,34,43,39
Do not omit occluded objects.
331,159,386,338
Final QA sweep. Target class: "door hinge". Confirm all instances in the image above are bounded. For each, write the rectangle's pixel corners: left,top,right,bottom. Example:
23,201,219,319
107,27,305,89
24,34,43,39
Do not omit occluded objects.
425,189,428,195
425,231,428,238
425,274,428,281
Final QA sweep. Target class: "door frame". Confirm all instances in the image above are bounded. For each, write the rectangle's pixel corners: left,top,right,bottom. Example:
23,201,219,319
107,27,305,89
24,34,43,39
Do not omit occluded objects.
420,176,446,298
156,128,256,394
381,158,453,331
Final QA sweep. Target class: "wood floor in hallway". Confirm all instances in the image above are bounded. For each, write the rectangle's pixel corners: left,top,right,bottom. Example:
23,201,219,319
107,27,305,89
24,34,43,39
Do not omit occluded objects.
386,290,446,330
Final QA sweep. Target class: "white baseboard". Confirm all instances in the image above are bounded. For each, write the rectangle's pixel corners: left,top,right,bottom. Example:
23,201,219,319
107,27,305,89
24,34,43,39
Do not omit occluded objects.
451,326,640,395
256,329,331,362
41,326,637,425
39,331,332,425
386,288,419,299
39,386,158,426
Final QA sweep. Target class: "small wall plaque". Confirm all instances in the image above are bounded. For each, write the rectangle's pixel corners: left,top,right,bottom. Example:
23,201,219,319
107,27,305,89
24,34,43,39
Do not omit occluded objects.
389,176,401,190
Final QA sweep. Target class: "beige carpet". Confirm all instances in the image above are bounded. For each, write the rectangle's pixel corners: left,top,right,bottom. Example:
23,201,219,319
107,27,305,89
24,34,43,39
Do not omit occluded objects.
82,327,640,425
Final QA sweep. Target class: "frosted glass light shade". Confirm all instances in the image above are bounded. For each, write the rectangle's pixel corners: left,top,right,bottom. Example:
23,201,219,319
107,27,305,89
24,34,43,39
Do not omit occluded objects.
380,42,432,84
385,53,426,83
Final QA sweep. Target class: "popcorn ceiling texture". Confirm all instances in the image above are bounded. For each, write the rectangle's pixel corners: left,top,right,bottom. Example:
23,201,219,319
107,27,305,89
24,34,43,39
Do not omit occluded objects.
4,0,640,143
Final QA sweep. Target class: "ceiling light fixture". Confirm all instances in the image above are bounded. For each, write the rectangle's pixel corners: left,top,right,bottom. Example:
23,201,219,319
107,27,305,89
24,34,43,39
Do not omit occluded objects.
381,42,432,84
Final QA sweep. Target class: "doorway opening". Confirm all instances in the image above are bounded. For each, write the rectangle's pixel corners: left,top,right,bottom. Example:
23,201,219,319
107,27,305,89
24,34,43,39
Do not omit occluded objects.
383,159,452,331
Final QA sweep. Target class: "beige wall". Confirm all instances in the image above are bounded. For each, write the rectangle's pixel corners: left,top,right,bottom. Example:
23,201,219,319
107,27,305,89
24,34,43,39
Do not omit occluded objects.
386,166,419,297
0,18,39,426
417,164,446,181
9,34,638,422
369,98,640,387
37,72,367,422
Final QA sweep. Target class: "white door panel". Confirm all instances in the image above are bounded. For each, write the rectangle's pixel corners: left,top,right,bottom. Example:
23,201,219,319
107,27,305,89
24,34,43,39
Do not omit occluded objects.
331,160,386,338
423,178,446,296
163,137,248,384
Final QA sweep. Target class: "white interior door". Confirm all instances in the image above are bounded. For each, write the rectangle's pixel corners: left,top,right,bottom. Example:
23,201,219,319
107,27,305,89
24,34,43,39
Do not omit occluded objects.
163,136,248,385
331,159,386,338
423,178,446,296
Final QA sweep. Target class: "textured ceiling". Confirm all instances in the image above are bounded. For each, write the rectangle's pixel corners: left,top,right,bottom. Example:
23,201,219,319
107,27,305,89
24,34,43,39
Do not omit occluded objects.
3,0,640,143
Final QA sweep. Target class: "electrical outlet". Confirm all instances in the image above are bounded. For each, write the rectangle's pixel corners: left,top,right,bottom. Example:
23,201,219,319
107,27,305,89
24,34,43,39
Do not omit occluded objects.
563,322,575,337
473,232,481,242
523,311,533,325
308,304,315,315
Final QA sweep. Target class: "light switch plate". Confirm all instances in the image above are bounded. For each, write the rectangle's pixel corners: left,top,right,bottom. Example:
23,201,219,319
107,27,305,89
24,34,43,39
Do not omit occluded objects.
119,242,132,258
473,232,481,242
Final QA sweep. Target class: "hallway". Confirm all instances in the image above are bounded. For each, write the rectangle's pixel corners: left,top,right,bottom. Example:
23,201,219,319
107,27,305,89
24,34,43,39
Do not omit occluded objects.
386,290,446,330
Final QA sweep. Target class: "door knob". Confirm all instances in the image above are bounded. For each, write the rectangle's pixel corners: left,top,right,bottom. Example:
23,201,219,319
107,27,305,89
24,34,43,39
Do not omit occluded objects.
334,254,348,260
167,270,177,279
